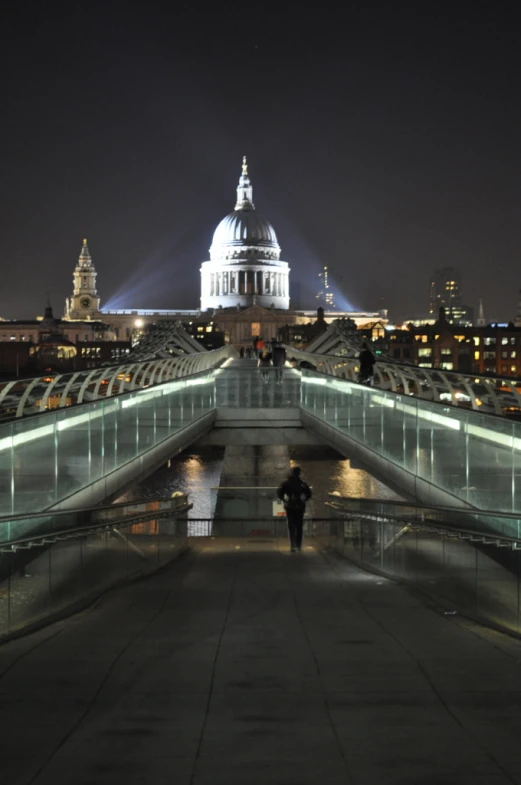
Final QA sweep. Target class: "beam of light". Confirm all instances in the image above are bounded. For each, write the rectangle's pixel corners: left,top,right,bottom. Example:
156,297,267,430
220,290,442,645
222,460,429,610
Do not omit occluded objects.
257,209,362,311
103,230,203,311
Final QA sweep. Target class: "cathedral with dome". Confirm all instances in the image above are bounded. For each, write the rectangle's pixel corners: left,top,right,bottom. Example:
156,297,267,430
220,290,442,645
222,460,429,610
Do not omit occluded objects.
59,158,385,348
200,157,290,310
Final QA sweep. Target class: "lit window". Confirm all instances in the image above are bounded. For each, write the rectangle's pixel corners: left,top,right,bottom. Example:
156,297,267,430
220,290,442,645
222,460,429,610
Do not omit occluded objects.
418,348,432,357
502,351,508,359
440,362,454,370
512,351,517,359
197,326,204,332
474,351,480,360
484,337,496,346
473,337,480,346
441,348,452,356
251,322,260,336
502,337,508,345
511,366,517,373
205,326,212,333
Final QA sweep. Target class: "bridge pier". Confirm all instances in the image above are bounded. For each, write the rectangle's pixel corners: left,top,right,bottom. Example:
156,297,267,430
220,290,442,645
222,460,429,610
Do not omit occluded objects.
214,445,290,525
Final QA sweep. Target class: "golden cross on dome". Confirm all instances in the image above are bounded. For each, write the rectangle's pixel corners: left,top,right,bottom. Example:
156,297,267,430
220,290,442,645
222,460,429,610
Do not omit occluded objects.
242,155,248,176
83,238,87,245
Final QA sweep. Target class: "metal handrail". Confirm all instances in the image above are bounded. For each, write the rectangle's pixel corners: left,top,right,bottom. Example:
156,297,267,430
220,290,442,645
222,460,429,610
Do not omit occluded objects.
325,504,521,548
286,346,521,416
0,495,186,525
0,366,216,430
326,495,521,521
0,344,236,420
3,509,520,553
0,505,192,553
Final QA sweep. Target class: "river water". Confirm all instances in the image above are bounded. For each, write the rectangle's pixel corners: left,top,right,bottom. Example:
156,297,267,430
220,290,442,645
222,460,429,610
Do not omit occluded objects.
115,444,404,518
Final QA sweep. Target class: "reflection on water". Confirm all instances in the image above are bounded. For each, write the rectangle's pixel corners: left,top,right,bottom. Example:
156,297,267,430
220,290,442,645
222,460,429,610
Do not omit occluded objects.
114,447,225,520
288,446,404,517
115,445,403,524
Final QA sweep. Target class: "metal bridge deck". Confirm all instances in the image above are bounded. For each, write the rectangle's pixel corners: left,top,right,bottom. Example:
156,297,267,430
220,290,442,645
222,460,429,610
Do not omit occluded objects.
1,538,520,784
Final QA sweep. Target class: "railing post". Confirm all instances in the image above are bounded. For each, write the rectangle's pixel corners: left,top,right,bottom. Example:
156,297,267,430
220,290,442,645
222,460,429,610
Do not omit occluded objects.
53,413,59,505
7,559,11,634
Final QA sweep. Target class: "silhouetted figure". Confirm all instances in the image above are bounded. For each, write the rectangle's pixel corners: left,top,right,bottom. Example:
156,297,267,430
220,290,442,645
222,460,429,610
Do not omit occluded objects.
358,343,376,385
257,348,272,381
277,466,312,552
271,341,287,383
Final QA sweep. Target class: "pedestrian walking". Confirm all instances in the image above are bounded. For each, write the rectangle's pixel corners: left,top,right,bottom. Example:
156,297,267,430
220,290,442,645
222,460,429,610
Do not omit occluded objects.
271,341,287,383
358,342,376,385
277,466,312,552
257,347,273,382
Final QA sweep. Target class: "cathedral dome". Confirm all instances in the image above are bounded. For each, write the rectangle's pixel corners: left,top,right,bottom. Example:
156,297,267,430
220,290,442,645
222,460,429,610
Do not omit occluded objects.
209,157,281,262
210,211,279,258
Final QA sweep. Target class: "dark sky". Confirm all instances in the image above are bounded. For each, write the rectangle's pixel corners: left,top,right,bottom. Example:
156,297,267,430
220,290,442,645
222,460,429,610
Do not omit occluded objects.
3,1,521,321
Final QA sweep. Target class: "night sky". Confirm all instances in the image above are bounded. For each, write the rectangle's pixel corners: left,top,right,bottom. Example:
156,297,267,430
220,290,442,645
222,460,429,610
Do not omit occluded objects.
3,2,521,321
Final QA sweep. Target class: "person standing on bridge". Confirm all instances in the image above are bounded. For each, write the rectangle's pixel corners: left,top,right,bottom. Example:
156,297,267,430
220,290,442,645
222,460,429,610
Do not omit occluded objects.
271,340,287,383
257,347,273,382
277,466,312,552
358,342,376,386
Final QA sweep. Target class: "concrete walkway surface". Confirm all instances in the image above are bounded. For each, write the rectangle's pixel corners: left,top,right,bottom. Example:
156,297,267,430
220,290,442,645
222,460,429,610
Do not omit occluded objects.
2,538,521,785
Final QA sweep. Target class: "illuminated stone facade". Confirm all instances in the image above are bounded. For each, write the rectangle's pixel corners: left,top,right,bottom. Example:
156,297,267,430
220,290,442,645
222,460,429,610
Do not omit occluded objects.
200,157,290,311
65,239,101,319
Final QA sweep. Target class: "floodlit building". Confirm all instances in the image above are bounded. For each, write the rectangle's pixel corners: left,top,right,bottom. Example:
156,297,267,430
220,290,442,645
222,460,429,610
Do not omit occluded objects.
59,158,386,348
65,239,101,319
200,157,289,310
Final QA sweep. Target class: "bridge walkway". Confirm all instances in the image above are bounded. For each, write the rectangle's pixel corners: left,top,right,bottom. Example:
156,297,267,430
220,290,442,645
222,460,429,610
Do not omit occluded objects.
1,539,520,785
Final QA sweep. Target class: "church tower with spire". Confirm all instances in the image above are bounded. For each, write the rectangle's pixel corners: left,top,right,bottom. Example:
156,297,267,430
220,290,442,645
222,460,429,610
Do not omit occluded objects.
65,239,101,319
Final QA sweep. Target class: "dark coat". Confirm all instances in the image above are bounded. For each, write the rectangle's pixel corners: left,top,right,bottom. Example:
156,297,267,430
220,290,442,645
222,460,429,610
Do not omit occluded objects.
277,476,312,511
258,352,273,367
272,346,287,367
359,349,376,373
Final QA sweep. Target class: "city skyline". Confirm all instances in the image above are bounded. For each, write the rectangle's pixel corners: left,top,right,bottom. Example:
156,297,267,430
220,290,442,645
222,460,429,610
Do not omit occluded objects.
2,4,520,321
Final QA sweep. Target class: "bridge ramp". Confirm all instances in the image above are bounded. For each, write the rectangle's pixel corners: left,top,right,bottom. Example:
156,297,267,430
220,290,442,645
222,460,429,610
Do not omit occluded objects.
0,539,519,784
